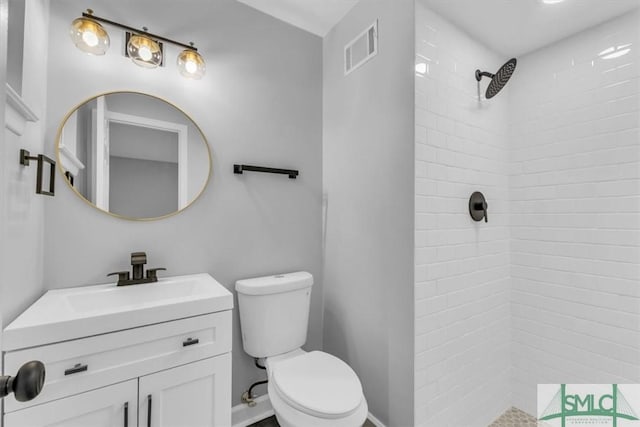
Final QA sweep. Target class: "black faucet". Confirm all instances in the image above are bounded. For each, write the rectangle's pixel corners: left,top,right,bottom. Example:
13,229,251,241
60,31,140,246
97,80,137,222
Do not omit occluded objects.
107,252,166,286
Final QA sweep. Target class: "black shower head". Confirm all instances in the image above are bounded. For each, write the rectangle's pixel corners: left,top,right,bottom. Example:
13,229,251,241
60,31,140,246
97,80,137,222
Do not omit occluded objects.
475,58,517,99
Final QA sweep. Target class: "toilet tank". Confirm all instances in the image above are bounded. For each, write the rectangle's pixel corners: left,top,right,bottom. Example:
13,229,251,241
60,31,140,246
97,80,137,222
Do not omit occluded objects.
235,272,313,358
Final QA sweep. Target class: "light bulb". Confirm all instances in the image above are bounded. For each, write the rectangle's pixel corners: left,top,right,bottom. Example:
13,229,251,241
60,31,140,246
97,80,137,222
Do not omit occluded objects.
82,30,99,47
185,60,197,74
138,46,152,61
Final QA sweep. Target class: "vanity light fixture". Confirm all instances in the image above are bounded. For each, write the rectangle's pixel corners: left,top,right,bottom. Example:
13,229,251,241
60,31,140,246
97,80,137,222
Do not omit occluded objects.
69,9,206,79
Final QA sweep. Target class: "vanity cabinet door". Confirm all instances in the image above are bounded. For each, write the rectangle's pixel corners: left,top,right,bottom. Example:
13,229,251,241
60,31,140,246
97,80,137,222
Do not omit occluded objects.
4,379,137,427
139,354,231,427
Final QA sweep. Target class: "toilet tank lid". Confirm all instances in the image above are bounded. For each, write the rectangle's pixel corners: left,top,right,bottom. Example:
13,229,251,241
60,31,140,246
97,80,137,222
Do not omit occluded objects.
235,272,313,296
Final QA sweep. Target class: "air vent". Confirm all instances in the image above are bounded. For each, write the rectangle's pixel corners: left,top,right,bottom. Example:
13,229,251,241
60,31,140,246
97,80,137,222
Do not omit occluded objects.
344,20,378,76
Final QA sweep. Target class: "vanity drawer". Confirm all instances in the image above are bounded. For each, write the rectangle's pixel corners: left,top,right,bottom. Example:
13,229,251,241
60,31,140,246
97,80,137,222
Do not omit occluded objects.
3,311,231,412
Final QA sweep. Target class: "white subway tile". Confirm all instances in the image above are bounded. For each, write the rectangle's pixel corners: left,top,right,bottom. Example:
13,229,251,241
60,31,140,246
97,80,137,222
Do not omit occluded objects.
415,5,639,425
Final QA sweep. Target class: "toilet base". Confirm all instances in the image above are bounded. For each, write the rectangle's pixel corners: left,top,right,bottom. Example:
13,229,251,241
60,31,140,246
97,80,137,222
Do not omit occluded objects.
268,382,368,427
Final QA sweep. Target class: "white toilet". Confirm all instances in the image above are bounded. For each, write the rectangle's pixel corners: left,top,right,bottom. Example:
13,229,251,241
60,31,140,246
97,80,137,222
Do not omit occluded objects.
236,272,368,427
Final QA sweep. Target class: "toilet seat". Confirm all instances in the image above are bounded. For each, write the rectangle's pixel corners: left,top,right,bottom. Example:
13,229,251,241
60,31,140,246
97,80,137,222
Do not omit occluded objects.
271,351,363,419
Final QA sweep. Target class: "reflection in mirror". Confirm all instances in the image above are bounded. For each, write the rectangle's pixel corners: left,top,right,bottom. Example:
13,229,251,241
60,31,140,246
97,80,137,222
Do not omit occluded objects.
57,92,210,220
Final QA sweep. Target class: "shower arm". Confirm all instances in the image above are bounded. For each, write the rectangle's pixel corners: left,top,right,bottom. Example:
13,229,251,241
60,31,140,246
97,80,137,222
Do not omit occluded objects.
475,70,495,81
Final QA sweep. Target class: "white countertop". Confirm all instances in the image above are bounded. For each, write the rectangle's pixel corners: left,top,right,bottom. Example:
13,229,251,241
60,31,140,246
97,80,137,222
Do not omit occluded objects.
3,273,233,351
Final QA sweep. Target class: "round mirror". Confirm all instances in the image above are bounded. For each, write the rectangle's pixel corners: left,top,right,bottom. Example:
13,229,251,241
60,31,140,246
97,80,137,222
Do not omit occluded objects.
56,92,211,220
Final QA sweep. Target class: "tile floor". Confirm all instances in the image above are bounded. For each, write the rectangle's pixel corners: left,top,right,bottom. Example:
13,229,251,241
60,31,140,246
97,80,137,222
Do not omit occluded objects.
489,407,539,427
249,407,537,427
246,416,279,427
248,415,377,427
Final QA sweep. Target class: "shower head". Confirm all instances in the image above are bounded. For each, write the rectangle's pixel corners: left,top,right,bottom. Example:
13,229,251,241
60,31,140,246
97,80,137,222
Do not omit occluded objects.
475,58,517,99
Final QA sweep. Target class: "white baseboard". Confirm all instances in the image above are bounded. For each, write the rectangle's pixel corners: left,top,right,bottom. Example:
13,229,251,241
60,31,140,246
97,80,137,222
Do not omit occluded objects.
232,394,274,427
231,393,386,427
367,412,386,427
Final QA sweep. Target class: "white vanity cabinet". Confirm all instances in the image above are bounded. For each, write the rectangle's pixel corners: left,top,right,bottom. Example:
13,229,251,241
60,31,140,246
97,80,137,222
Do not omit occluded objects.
138,355,231,427
5,379,138,427
2,274,234,427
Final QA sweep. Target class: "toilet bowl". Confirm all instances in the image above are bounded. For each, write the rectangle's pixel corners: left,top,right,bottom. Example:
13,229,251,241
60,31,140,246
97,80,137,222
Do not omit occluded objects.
235,272,368,427
265,349,368,427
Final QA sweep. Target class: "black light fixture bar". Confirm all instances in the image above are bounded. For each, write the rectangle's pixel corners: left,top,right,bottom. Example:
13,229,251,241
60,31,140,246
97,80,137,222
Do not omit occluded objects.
82,10,197,51
234,164,299,179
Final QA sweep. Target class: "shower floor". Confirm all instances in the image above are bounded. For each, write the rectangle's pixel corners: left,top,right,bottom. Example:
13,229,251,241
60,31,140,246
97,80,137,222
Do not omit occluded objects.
489,407,538,427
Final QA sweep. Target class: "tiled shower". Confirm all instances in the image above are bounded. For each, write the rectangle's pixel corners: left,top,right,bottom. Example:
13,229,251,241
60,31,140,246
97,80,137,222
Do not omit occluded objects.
509,10,640,414
415,2,640,426
414,4,511,425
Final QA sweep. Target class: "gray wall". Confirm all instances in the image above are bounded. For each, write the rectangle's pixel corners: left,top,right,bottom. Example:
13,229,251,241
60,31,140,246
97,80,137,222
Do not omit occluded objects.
108,120,180,218
104,92,210,201
109,157,178,218
44,0,322,405
322,0,415,425
109,123,179,163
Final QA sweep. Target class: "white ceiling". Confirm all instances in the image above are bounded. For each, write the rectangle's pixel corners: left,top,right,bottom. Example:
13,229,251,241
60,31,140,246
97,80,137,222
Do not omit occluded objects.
420,0,640,57
235,0,360,37
236,0,640,54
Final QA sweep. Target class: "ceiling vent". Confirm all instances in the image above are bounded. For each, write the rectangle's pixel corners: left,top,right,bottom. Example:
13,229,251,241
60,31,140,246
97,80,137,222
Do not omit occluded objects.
344,20,378,76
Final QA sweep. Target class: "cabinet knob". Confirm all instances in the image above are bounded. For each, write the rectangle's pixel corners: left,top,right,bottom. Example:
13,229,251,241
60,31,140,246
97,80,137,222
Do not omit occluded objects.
0,361,46,402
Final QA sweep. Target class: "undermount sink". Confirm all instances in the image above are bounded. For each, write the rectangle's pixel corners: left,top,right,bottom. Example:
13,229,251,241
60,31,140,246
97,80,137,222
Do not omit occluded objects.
3,273,233,351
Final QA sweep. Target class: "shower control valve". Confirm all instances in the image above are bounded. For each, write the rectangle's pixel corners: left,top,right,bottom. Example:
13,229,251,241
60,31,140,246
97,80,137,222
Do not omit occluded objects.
469,192,488,223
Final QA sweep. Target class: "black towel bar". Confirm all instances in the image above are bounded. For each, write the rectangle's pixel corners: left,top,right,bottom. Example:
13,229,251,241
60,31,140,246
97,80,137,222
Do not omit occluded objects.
234,164,298,179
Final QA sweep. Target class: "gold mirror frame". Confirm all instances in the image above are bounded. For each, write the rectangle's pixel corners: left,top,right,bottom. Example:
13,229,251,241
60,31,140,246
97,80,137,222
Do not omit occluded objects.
55,91,212,221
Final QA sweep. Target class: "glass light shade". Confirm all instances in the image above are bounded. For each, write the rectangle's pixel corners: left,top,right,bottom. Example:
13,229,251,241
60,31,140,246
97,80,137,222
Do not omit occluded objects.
127,34,163,68
69,17,110,55
177,49,206,79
